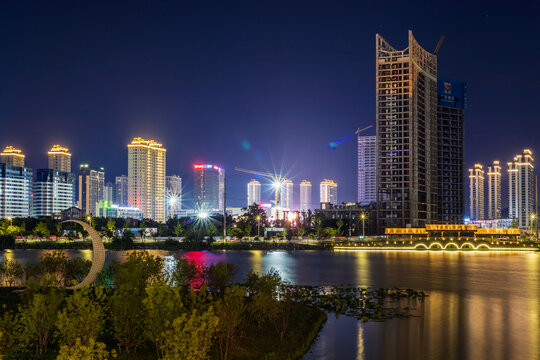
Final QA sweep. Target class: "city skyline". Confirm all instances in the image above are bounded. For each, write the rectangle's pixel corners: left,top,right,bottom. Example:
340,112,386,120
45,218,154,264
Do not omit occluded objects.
1,2,539,210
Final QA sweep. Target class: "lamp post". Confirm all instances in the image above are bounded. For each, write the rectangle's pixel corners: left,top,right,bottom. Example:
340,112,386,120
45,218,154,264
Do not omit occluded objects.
7,217,12,226
360,213,366,238
256,215,261,237
531,213,537,241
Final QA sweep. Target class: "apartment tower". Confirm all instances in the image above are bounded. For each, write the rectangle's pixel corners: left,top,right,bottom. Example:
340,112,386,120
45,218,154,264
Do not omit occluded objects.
487,161,501,220
193,163,225,211
78,165,105,216
357,135,376,204
48,145,71,173
247,179,261,207
280,179,293,210
469,164,485,220
0,146,25,167
320,179,338,206
299,180,312,212
508,150,534,229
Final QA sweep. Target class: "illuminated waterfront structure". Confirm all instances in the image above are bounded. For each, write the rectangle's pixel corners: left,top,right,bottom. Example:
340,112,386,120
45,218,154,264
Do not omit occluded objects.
48,145,71,173
487,161,501,220
247,179,261,207
437,78,466,223
78,165,105,216
193,163,224,211
166,175,182,217
96,200,143,220
508,149,534,229
357,136,376,204
127,137,166,222
32,169,76,217
280,179,293,210
0,163,32,218
299,180,312,212
115,175,128,206
468,164,485,220
376,31,438,231
320,179,338,206
0,146,25,167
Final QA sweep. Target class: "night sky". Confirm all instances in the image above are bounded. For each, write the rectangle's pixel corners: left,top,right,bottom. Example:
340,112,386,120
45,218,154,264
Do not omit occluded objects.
1,1,539,210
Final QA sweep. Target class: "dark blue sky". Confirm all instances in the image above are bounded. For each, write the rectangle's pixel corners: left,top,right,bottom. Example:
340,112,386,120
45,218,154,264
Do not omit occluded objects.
1,1,539,209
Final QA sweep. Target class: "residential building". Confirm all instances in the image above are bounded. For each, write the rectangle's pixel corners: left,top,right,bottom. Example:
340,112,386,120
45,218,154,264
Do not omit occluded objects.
78,165,105,216
357,135,376,204
299,180,312,212
127,137,166,222
193,163,224,211
247,179,261,207
280,179,293,209
320,179,338,206
508,149,534,229
104,182,114,203
0,146,25,167
48,145,71,173
166,175,182,217
437,78,466,223
0,163,32,218
32,169,76,217
115,175,128,206
487,161,501,220
469,164,485,220
376,31,438,230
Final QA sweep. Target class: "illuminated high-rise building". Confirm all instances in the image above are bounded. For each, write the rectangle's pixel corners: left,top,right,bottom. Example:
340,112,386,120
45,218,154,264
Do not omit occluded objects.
0,163,32,218
280,179,293,210
0,146,25,167
508,150,534,229
437,79,466,224
247,179,261,207
357,135,376,204
468,164,484,220
115,175,128,206
376,31,438,230
104,182,114,203
299,180,312,212
166,175,182,217
48,145,71,173
128,137,166,222
193,163,224,211
320,179,338,206
487,161,501,220
32,169,76,217
78,165,105,216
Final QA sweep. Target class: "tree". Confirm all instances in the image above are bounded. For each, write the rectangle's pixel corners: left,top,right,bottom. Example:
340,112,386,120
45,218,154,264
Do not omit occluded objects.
207,262,237,295
106,218,116,238
162,307,219,360
297,227,306,238
0,259,25,286
174,222,185,237
336,219,344,236
65,257,92,285
245,268,282,329
57,338,116,360
0,309,27,355
139,219,147,241
33,222,50,238
56,287,107,347
168,258,206,290
215,285,246,360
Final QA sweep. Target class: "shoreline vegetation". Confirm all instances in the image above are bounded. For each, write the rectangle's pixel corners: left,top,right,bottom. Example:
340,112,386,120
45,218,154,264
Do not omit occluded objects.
0,250,427,359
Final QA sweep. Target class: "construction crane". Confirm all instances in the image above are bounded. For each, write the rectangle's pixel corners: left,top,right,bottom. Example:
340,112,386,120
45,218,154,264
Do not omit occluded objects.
355,125,373,136
234,167,287,207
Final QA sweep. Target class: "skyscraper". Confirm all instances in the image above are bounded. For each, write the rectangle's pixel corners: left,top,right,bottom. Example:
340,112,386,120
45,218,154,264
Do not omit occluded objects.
280,179,293,210
299,180,312,212
437,78,466,224
357,135,376,204
128,137,166,222
487,161,501,220
115,175,128,206
247,179,261,207
0,163,32,218
193,163,224,211
32,169,76,217
48,145,71,173
469,164,484,220
376,31,438,230
78,165,105,216
166,175,182,217
104,182,114,203
0,146,25,167
508,150,534,229
320,179,338,206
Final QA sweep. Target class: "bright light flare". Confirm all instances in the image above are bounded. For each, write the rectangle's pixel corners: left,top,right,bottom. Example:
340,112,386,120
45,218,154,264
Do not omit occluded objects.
198,211,209,219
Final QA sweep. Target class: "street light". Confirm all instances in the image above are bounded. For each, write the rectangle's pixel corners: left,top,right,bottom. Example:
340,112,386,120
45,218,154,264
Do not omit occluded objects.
531,213,538,241
256,215,261,237
7,217,12,226
360,213,367,238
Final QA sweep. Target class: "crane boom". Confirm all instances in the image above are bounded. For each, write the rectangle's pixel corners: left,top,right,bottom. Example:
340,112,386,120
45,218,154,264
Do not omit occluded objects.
355,125,373,135
234,167,285,206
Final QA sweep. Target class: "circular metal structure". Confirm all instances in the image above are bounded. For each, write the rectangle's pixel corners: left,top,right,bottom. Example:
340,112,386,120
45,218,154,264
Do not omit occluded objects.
62,220,105,290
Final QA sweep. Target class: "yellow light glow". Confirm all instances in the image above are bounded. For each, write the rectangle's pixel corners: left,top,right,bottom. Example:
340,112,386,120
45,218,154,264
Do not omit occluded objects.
128,137,166,151
0,146,25,158
48,144,71,156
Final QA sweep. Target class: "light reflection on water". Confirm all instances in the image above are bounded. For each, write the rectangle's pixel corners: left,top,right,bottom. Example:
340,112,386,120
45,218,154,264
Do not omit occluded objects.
1,249,538,359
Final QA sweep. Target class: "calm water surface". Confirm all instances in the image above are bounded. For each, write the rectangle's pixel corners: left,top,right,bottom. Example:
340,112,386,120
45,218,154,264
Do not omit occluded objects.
2,249,539,360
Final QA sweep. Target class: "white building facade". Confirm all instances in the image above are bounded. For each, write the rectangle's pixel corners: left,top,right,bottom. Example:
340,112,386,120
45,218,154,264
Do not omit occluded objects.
320,179,338,206
357,135,376,204
299,180,312,212
487,161,501,220
468,164,485,220
247,179,261,207
508,149,534,229
280,179,293,210
0,163,32,218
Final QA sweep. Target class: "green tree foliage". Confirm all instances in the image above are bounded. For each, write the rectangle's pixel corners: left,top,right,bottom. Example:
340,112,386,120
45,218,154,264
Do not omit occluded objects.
215,285,246,360
162,307,219,360
113,251,164,289
0,259,25,286
207,262,237,294
39,250,68,285
56,287,107,347
336,219,344,236
57,338,116,360
33,221,50,238
106,218,116,238
0,309,27,355
173,222,185,237
168,257,206,290
245,268,282,329
65,257,92,285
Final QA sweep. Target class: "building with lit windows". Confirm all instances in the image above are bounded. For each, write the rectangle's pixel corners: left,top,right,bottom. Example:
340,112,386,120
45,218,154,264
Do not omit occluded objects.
469,164,485,220
376,31,438,231
437,78,466,224
247,179,261,207
487,161,501,220
0,146,25,167
193,163,224,211
96,200,143,220
32,169,76,217
280,179,293,210
78,165,105,216
508,149,534,229
357,135,376,204
0,163,32,218
115,175,128,206
320,179,338,206
48,145,71,173
299,180,312,212
104,182,114,203
127,137,166,222
166,175,182,217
